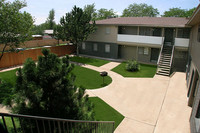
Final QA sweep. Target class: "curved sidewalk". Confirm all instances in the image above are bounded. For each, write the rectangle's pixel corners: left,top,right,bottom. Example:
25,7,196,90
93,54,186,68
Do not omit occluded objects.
84,62,191,133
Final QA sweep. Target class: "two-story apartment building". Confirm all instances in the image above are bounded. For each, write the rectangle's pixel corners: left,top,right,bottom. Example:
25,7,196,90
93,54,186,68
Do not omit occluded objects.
80,17,191,76
186,4,200,133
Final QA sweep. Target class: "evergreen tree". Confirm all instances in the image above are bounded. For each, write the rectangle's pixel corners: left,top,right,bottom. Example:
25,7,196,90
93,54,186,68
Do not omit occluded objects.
59,6,96,56
12,49,94,121
46,9,56,29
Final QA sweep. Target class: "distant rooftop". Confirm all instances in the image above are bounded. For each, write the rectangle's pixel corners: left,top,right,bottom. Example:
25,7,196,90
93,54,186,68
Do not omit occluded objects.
44,30,53,34
95,17,190,27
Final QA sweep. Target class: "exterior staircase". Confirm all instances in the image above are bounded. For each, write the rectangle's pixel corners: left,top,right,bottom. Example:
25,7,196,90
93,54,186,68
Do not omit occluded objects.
156,44,174,76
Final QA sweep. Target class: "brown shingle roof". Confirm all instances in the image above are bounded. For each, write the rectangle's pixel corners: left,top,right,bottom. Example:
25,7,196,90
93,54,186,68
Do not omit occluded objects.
95,17,190,27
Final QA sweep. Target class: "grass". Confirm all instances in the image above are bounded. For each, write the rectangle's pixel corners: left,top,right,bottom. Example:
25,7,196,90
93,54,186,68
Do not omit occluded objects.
89,97,124,129
0,66,112,90
0,117,21,132
0,69,18,86
0,97,123,131
70,56,110,67
112,62,157,78
72,65,112,89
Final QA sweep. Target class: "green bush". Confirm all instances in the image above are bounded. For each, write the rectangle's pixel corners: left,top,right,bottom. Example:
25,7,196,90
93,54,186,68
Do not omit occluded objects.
0,78,13,104
126,60,140,72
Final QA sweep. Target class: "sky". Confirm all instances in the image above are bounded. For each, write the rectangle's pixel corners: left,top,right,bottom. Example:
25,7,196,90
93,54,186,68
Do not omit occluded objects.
8,0,200,25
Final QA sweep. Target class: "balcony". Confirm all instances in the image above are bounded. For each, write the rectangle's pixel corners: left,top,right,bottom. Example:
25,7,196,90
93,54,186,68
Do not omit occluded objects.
174,38,190,47
117,34,164,46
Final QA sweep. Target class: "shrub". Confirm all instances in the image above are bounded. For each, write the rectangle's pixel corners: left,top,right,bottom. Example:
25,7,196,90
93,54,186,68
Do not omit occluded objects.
0,79,13,104
11,49,94,124
126,60,140,72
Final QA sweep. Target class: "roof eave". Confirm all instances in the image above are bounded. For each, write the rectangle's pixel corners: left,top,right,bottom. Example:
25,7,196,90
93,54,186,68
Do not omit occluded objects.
95,23,191,28
187,4,200,26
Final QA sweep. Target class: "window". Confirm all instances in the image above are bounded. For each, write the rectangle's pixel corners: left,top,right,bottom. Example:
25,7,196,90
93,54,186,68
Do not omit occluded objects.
118,26,138,35
177,28,190,38
138,47,148,55
195,99,200,132
138,47,144,54
105,44,110,53
198,25,200,42
144,47,149,55
139,27,161,36
82,42,85,50
105,27,110,34
93,43,98,51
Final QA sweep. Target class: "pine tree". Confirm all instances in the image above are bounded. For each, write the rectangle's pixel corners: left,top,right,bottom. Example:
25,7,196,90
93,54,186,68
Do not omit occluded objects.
12,49,94,121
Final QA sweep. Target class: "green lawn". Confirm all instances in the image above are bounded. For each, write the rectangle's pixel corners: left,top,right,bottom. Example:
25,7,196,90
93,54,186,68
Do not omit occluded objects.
0,66,112,90
70,56,110,67
0,97,123,131
89,97,124,129
112,62,157,78
0,117,20,133
0,69,18,86
72,65,112,89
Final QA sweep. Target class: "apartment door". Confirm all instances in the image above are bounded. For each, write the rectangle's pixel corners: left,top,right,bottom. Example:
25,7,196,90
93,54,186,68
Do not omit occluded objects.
188,70,199,107
164,28,175,45
151,48,159,63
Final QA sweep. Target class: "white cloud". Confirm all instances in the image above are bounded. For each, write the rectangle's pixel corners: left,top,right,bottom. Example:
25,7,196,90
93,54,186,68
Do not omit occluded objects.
116,11,122,16
34,16,47,25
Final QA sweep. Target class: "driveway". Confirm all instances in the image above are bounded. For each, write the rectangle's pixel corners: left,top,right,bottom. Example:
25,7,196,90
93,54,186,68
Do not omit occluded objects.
85,62,191,133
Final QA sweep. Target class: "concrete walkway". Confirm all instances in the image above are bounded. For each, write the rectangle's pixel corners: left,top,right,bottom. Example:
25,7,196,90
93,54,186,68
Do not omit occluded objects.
83,62,191,133
0,61,191,133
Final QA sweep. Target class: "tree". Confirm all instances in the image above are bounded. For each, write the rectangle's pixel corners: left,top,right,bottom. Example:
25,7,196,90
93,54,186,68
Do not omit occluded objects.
59,6,96,56
84,3,97,21
31,23,48,35
53,24,65,44
186,8,196,18
12,49,94,121
0,0,34,61
96,8,118,20
84,4,118,20
162,7,196,17
46,9,56,29
122,3,159,17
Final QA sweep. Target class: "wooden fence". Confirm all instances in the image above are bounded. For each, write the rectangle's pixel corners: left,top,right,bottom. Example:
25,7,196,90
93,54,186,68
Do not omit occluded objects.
0,39,69,51
0,45,76,69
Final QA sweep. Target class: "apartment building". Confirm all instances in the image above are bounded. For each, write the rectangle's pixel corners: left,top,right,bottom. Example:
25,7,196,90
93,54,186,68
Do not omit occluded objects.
186,4,200,133
81,17,191,76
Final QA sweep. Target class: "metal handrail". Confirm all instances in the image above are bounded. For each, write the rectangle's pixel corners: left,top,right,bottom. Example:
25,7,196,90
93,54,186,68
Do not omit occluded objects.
169,45,175,68
0,113,115,133
0,113,114,123
157,43,164,65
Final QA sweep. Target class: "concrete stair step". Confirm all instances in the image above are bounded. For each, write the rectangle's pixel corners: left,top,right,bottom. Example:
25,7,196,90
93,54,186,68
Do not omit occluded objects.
156,72,170,76
158,66,170,70
158,66,171,69
158,63,170,67
159,58,171,61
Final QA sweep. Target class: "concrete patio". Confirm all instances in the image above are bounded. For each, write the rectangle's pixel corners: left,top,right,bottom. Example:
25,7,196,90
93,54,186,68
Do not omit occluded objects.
85,62,192,133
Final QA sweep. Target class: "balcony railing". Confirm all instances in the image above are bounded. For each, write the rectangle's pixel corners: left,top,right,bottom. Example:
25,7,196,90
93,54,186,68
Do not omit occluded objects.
117,34,164,46
174,38,190,47
0,113,115,133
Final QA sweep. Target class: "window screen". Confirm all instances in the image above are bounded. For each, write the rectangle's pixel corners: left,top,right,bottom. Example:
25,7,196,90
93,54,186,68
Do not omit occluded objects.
82,42,86,50
105,44,110,53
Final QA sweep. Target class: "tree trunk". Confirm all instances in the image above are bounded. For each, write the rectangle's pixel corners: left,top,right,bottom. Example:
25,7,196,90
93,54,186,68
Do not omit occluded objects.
57,39,59,45
0,44,7,61
76,44,79,57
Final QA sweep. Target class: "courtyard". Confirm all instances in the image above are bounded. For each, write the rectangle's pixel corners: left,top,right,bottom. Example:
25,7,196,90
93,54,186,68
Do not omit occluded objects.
84,61,191,133
0,59,192,133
